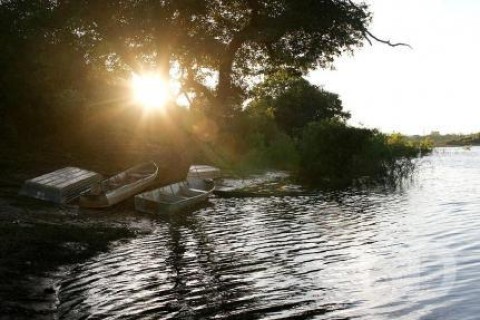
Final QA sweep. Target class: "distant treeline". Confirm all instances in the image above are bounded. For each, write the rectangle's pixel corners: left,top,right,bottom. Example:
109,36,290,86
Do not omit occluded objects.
406,132,480,147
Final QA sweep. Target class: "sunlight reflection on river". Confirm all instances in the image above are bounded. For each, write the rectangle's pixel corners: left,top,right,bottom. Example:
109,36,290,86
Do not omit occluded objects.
59,147,480,320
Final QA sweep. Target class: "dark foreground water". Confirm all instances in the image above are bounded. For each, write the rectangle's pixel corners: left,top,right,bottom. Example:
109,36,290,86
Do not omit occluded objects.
59,148,480,320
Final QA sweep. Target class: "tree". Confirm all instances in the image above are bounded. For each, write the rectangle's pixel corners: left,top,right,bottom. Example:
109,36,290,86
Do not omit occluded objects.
58,0,376,119
247,71,350,135
0,0,96,137
1,0,406,131
297,120,420,187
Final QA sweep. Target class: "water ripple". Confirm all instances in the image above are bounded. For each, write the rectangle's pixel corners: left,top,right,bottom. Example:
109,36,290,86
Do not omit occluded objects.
59,147,480,319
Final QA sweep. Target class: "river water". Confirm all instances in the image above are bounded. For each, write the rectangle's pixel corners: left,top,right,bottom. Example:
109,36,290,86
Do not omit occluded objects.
58,147,480,320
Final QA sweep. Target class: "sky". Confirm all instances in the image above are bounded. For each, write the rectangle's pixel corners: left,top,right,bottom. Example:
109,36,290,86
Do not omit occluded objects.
308,0,480,135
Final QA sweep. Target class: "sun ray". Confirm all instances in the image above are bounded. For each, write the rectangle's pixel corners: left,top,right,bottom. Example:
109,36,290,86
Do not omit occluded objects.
131,73,170,110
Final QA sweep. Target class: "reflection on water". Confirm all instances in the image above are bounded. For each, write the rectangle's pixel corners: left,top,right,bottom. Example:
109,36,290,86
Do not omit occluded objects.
59,147,480,319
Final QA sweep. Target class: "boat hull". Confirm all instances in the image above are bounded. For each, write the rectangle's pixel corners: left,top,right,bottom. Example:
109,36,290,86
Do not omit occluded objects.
20,167,102,204
187,165,221,180
79,162,158,208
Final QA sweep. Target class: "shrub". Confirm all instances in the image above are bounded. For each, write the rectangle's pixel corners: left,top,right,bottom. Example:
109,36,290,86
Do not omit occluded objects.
298,120,419,188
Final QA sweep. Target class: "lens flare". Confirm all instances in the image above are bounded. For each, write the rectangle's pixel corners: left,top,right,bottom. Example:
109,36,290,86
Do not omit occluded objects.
131,73,170,110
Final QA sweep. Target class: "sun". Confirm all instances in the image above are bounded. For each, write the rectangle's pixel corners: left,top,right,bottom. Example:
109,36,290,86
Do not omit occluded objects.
131,73,170,110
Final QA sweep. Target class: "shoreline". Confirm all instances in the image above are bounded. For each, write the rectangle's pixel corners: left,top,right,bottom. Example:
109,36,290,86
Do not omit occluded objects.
0,141,190,319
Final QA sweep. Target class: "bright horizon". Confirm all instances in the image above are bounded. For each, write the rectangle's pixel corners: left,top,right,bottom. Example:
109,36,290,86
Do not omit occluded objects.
308,0,480,136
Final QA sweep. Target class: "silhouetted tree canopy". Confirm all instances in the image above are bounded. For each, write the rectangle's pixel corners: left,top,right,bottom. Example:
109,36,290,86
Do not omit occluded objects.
0,0,386,135
247,71,350,135
57,0,372,116
0,0,97,137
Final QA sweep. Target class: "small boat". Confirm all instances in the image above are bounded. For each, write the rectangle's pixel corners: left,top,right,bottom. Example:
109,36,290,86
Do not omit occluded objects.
20,167,102,204
134,179,214,214
187,165,221,180
79,162,158,208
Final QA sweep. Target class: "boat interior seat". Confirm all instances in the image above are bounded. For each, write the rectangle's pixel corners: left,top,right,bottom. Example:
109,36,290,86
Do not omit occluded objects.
108,181,123,188
157,181,200,199
166,183,187,195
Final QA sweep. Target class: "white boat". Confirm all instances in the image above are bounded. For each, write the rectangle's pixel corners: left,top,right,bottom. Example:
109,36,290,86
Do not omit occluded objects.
134,179,214,214
20,167,102,204
187,165,221,180
79,162,158,208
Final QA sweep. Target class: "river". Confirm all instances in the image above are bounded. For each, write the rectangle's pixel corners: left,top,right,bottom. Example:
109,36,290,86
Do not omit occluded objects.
58,147,480,320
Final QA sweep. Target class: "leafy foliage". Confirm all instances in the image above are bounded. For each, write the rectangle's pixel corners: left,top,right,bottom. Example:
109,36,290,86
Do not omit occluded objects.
0,0,421,189
181,73,430,188
49,0,371,116
404,131,480,147
297,121,422,187
0,0,372,138
411,131,480,147
0,0,108,140
247,71,350,135
446,133,480,146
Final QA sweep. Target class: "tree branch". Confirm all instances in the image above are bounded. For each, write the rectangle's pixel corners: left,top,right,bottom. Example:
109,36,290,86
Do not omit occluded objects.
184,71,217,103
364,30,412,49
346,0,412,49
217,0,260,102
